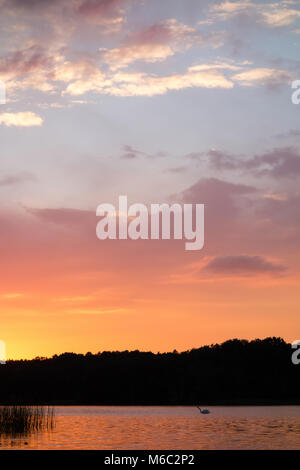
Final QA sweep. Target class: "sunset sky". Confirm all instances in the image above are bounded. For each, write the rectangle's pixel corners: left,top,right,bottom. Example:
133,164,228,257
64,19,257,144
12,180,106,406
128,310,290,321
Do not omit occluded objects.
0,0,300,359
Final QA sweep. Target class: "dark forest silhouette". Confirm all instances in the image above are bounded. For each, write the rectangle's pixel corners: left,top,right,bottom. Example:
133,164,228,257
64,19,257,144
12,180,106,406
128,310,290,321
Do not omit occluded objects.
0,337,299,405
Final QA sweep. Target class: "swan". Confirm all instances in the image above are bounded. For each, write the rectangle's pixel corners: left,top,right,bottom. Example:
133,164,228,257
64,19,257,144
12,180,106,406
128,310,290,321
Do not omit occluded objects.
196,406,210,414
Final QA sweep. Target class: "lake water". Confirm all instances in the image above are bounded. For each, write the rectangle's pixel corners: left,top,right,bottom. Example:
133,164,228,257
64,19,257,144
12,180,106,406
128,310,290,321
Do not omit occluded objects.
1,406,300,450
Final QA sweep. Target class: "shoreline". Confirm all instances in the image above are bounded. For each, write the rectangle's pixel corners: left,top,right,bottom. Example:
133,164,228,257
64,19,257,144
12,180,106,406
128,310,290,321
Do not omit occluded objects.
1,402,300,406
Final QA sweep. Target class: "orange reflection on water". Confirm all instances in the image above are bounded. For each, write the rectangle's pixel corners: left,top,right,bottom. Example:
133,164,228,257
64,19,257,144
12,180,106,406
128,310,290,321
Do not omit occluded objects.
1,406,300,450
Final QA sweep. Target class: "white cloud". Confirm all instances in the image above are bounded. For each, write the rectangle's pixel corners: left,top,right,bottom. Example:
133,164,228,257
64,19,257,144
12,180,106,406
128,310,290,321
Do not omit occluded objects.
261,2,300,27
0,111,43,127
233,67,294,86
101,43,175,70
63,62,294,97
211,1,253,17
64,64,234,97
210,1,300,28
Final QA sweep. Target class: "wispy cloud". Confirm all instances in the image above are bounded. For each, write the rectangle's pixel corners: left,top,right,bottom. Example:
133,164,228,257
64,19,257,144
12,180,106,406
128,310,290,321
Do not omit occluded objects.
1,293,24,299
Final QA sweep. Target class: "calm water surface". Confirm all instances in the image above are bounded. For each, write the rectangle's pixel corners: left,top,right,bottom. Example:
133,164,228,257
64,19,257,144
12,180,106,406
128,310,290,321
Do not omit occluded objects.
1,406,300,450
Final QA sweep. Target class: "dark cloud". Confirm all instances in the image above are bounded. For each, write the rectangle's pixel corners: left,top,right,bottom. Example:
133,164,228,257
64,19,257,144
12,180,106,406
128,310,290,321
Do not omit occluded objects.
245,147,300,178
202,255,287,276
192,147,300,179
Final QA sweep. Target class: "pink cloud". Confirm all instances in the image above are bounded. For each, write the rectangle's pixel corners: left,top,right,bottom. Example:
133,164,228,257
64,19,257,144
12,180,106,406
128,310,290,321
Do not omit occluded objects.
77,0,127,18
173,177,255,218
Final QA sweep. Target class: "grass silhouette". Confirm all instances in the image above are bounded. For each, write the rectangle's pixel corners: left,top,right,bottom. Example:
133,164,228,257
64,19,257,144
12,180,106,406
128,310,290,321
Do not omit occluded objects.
0,405,55,437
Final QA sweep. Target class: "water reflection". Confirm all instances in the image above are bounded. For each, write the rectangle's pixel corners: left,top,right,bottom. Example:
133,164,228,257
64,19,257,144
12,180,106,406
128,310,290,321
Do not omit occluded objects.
0,406,299,450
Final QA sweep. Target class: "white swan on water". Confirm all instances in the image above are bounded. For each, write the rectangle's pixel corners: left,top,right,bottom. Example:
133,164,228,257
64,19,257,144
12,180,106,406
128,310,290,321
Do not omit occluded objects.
196,406,210,414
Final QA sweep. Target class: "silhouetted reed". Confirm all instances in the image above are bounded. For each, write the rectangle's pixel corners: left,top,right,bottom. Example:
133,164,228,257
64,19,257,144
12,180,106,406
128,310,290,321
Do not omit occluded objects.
0,405,55,437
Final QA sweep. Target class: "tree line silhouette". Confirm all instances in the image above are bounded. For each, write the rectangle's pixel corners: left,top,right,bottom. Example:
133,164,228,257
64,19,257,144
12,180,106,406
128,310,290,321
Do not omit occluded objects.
0,337,299,405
